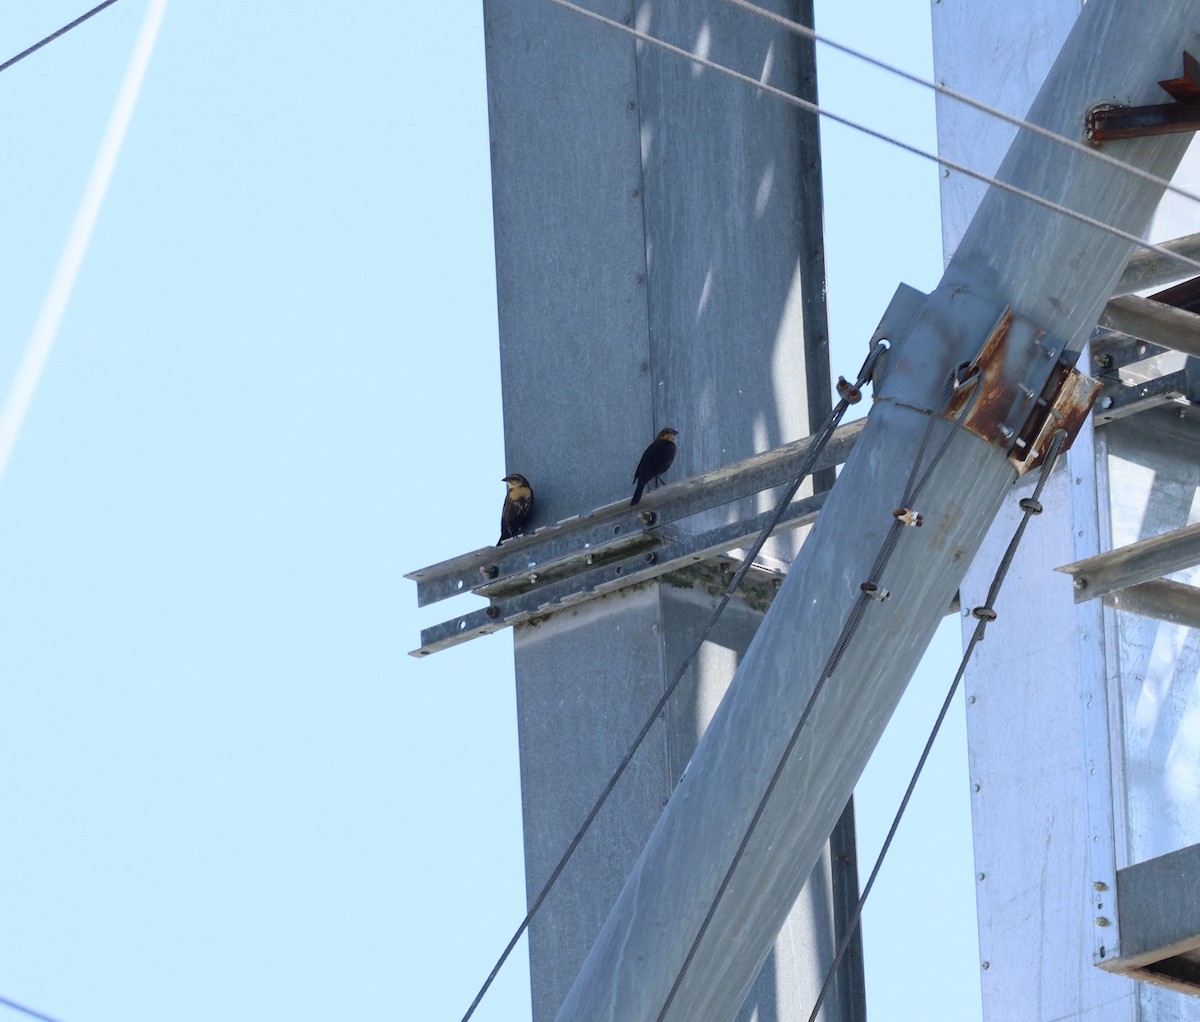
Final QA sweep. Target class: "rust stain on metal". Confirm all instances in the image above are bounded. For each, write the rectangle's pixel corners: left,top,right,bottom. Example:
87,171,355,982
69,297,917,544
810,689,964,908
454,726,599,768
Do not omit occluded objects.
1011,367,1101,476
945,308,1014,422
1086,52,1200,142
945,307,1039,448
1159,51,1200,102
942,303,1100,475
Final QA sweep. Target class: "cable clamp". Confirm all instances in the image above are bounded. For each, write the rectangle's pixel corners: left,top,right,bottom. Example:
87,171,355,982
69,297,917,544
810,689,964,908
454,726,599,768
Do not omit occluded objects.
1018,498,1043,515
971,606,997,622
836,376,863,404
860,581,890,601
892,507,923,527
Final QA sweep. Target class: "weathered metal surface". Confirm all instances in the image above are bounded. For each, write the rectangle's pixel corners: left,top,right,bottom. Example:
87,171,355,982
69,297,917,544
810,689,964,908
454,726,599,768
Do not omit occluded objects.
555,395,1019,1022
482,0,861,1016
1012,363,1102,476
1099,842,1200,995
1094,369,1192,423
411,490,824,657
943,307,1063,448
1105,416,1200,883
1058,520,1200,601
935,302,1100,474
877,290,1099,475
935,3,1200,1021
1104,578,1200,630
1086,52,1200,142
1086,101,1200,143
1160,51,1200,101
559,0,1200,1014
1099,295,1200,359
1113,233,1200,296
406,419,864,610
1087,52,1200,142
873,286,1009,413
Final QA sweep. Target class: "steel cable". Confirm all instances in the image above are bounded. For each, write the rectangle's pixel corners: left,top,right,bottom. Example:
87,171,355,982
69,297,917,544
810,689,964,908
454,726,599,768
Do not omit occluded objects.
803,429,1068,1022
0,1,121,75
0,994,68,1022
459,344,887,1022
546,0,1200,278
726,0,1200,210
656,369,966,1021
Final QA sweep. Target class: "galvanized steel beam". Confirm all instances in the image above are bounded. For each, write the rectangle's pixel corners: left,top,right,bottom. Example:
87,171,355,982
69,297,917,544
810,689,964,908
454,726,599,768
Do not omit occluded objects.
406,419,864,610
1103,578,1200,630
1113,232,1200,296
1058,521,1200,602
1099,295,1200,359
1099,842,1200,994
554,2,1199,1019
410,491,825,657
481,0,863,1018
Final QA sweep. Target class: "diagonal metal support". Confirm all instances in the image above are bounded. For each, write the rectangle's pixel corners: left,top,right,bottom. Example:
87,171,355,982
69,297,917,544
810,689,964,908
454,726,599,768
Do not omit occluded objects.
553,2,1198,1018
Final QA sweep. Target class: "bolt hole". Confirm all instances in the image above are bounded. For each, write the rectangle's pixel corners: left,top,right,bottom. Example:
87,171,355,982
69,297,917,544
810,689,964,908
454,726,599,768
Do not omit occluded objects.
613,525,622,534
456,579,464,590
458,621,467,631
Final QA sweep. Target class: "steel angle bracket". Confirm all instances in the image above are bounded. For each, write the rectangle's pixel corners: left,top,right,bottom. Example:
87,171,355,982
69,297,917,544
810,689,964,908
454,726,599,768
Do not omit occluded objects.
406,421,866,657
409,491,828,657
1086,52,1200,143
944,306,1101,476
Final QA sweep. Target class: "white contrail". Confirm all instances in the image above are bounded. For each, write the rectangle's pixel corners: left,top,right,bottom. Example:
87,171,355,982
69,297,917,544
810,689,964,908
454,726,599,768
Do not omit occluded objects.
0,0,168,482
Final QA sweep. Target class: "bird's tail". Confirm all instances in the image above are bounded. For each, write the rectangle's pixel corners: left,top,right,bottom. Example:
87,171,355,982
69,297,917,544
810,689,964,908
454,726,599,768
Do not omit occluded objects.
631,480,646,506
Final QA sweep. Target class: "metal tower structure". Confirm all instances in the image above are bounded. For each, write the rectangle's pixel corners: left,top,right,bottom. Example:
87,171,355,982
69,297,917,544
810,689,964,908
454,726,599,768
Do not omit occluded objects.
936,2,1200,1018
410,0,1200,1019
477,1,861,1019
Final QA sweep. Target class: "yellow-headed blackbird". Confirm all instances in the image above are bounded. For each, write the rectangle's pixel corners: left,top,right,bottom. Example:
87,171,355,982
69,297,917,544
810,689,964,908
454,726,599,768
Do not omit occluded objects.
498,473,534,545
631,427,679,506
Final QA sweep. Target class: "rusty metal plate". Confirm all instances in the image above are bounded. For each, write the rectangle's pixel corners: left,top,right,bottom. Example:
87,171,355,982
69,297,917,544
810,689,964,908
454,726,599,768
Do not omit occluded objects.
1012,364,1102,476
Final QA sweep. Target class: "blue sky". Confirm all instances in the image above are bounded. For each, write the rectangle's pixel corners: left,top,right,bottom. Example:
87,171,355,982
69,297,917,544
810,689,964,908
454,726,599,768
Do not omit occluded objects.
0,2,982,1020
